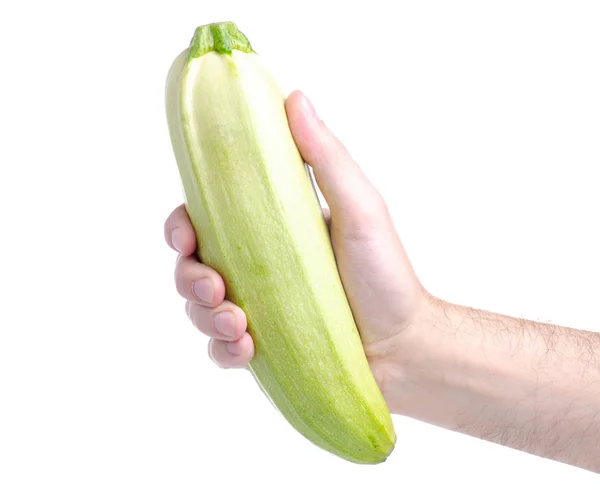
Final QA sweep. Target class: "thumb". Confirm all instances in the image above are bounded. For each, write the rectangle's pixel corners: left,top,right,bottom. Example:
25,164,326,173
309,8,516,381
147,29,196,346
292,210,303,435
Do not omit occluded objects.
286,91,387,231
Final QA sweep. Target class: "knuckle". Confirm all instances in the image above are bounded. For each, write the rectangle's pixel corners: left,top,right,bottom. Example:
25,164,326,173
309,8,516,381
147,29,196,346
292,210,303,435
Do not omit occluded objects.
174,274,187,299
187,304,204,329
361,189,389,221
174,253,186,271
208,343,229,369
164,205,183,233
207,340,217,364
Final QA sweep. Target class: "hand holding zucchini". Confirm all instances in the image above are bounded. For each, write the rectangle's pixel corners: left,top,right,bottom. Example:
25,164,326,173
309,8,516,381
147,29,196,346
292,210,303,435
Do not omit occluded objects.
165,21,396,464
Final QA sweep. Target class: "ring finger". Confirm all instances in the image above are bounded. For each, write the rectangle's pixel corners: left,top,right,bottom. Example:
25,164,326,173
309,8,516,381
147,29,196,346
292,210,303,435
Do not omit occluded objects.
186,300,248,341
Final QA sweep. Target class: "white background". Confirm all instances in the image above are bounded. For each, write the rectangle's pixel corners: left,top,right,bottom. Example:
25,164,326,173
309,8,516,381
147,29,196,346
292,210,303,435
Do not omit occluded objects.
1,1,599,490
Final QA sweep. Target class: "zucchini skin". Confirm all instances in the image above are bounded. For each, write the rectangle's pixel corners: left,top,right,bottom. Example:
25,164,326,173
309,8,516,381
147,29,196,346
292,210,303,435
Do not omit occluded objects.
165,22,396,464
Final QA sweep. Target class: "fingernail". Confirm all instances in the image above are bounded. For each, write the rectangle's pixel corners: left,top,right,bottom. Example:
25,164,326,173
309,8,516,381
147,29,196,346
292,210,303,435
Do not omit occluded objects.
192,278,213,304
302,93,318,121
172,228,184,253
227,340,243,356
213,311,235,337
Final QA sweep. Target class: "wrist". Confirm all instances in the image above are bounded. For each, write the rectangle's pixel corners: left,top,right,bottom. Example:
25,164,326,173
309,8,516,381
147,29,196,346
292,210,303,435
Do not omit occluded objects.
379,296,535,426
376,294,471,424
369,292,445,416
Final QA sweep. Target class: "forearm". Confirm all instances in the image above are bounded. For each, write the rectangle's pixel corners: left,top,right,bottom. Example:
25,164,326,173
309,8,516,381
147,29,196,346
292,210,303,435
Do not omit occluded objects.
386,296,600,472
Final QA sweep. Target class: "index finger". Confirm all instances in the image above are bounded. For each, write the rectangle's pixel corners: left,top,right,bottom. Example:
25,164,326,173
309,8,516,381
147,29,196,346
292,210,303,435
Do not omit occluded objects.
164,204,197,256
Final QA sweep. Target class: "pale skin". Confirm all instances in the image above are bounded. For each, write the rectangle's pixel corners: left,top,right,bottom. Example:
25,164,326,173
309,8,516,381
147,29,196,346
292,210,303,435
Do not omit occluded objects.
164,91,600,472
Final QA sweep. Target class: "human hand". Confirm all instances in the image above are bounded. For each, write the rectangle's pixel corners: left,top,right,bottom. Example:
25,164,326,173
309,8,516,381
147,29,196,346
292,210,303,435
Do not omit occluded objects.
166,91,600,471
164,91,429,411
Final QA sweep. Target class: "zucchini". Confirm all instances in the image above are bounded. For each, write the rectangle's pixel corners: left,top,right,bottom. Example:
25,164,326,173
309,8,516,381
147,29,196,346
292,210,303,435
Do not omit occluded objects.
165,21,396,464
